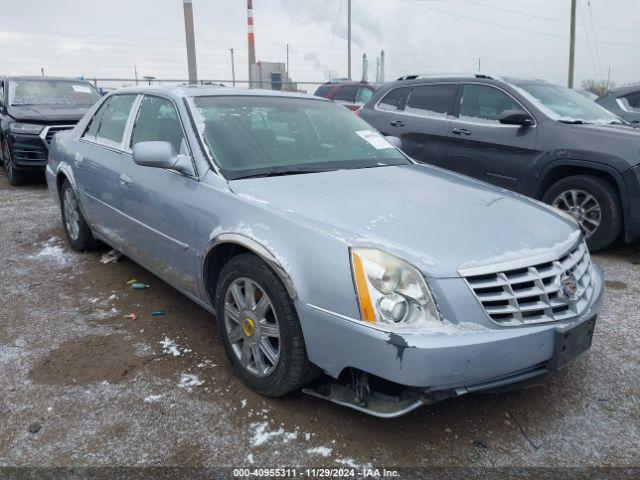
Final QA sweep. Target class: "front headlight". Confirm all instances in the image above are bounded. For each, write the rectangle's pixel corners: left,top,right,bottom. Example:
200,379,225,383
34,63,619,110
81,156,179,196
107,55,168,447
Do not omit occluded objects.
350,248,441,331
9,122,44,135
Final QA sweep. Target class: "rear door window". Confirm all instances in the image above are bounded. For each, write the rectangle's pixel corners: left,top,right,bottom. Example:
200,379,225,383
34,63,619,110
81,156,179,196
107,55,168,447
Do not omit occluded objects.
377,87,410,111
406,84,457,118
458,84,522,124
334,85,359,103
131,96,186,154
314,85,333,98
95,94,137,148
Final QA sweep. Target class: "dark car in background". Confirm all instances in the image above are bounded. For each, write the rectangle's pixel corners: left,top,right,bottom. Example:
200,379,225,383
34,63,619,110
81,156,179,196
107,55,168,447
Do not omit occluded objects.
360,75,640,250
314,80,376,111
0,76,101,185
596,86,640,125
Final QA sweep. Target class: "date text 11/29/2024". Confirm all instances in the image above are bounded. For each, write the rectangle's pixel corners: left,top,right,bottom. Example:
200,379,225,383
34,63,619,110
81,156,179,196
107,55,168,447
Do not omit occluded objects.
233,467,400,477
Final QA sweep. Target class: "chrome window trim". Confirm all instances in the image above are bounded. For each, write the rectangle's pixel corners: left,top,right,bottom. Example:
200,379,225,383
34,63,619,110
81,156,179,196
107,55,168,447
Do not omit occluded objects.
84,93,141,150
374,81,538,128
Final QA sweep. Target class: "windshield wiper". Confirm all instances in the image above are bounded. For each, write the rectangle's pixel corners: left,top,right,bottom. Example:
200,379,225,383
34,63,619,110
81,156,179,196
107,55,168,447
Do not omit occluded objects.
233,167,327,179
558,119,592,124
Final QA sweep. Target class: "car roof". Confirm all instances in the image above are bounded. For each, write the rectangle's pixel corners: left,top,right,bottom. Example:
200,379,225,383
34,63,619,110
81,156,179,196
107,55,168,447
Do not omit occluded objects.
606,85,640,97
2,75,95,82
108,85,330,102
383,74,548,88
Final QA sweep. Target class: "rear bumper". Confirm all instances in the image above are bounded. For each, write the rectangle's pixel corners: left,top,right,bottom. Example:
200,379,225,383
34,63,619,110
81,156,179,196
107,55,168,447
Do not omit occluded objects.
623,164,640,240
296,264,603,391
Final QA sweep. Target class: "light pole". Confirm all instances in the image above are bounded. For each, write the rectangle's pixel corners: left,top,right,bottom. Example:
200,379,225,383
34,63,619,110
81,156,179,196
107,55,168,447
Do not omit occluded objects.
230,48,236,86
568,0,576,88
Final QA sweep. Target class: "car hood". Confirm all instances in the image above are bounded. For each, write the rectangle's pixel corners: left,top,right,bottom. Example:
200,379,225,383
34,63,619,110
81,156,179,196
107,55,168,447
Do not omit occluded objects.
566,121,640,140
229,164,580,278
8,104,91,123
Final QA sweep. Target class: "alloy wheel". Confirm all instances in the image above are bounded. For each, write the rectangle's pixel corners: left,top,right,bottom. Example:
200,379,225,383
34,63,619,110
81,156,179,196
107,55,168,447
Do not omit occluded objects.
224,277,281,377
552,189,602,237
63,187,81,241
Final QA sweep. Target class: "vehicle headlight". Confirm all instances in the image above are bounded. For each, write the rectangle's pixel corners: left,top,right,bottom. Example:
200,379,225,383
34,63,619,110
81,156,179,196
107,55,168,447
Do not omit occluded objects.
350,248,441,331
9,122,44,135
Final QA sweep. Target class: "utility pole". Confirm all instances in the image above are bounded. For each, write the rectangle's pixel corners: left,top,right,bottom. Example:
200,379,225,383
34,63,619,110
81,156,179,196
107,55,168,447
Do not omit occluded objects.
606,65,612,90
347,0,352,79
286,44,290,73
183,0,198,84
568,0,577,88
477,58,481,73
379,50,385,83
134,65,139,85
40,67,45,77
229,49,236,86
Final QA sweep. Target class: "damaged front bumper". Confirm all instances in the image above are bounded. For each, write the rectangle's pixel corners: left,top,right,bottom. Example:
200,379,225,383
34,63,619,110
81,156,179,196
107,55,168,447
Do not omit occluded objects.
296,264,603,418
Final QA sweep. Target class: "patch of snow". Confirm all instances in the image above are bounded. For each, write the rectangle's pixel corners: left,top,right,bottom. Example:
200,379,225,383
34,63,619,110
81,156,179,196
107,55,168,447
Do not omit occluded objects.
177,373,204,391
241,399,247,408
237,193,270,205
32,238,75,266
159,337,191,357
143,394,164,403
246,453,254,464
307,446,332,457
459,230,581,269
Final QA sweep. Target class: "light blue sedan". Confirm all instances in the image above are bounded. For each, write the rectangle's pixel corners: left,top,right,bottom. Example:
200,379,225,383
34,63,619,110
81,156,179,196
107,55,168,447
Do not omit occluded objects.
46,86,603,417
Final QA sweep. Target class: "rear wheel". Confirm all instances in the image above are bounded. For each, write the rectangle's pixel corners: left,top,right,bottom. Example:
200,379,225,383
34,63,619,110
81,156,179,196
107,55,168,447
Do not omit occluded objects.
543,174,621,251
60,179,98,251
215,253,319,397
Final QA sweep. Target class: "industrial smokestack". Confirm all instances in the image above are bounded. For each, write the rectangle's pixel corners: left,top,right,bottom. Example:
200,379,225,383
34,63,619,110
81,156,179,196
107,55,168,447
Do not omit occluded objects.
380,50,385,83
362,54,368,82
247,0,256,87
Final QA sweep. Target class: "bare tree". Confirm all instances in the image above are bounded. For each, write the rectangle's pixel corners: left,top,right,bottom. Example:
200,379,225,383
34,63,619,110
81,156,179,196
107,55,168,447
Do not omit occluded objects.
581,79,615,96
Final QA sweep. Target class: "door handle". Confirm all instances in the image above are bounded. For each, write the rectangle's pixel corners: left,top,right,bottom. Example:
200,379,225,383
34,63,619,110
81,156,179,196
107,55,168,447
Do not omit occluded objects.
119,173,132,189
390,120,405,127
451,128,472,136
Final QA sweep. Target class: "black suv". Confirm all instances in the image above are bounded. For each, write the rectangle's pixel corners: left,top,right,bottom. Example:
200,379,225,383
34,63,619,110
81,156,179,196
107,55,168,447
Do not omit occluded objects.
0,76,101,185
596,86,640,125
360,75,640,250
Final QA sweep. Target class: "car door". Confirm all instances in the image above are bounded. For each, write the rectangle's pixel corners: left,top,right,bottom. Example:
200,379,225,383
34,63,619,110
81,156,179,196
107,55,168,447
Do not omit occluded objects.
120,94,200,296
387,83,458,168
447,83,539,193
74,94,139,241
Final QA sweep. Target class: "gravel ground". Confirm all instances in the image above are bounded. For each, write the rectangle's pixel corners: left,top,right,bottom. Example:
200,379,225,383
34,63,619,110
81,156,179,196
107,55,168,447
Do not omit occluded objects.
0,171,639,470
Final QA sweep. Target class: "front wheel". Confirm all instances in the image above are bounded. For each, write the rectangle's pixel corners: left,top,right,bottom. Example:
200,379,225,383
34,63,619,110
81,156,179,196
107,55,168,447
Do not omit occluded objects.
60,179,98,251
2,139,29,186
215,253,319,397
542,174,621,251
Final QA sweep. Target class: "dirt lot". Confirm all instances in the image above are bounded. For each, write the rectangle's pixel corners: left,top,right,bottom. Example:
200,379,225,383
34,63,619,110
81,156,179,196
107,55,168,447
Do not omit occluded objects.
1,171,639,470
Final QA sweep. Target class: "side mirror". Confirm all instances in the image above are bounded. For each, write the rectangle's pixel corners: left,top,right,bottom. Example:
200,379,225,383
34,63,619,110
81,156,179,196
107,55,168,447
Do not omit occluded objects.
385,135,402,148
132,141,193,176
499,109,534,126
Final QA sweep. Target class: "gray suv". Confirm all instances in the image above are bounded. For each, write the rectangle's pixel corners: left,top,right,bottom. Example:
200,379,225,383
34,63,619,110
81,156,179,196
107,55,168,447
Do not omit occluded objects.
596,86,640,125
360,75,640,251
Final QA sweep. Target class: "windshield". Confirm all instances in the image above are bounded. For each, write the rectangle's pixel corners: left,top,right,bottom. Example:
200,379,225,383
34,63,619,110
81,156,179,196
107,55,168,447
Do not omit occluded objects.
188,95,409,179
509,81,620,124
9,79,101,107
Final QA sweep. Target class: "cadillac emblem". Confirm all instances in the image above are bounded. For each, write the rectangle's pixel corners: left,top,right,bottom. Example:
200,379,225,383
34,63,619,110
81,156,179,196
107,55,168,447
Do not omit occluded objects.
559,273,578,303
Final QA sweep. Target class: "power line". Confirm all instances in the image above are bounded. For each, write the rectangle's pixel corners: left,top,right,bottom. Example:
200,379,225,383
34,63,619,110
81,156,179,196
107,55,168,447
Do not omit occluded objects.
458,0,640,32
396,0,640,46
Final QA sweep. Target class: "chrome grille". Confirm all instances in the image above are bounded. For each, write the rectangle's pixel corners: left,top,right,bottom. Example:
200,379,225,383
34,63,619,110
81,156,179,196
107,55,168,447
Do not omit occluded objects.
463,241,594,326
42,125,75,145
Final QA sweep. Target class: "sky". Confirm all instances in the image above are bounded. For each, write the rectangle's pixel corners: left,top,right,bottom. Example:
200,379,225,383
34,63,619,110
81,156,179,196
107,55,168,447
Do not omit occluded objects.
0,0,638,91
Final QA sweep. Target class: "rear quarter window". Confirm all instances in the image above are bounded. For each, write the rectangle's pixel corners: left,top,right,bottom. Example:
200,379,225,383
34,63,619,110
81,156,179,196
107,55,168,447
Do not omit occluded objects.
377,87,410,112
314,85,333,98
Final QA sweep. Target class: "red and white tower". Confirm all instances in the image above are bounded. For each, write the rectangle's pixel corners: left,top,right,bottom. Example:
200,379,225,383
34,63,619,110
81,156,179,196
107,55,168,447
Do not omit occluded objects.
247,0,256,86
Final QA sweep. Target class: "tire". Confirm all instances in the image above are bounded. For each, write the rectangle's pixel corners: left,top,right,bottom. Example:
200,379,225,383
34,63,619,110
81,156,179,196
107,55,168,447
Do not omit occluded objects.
542,174,621,251
215,253,320,397
2,138,29,186
59,179,98,251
